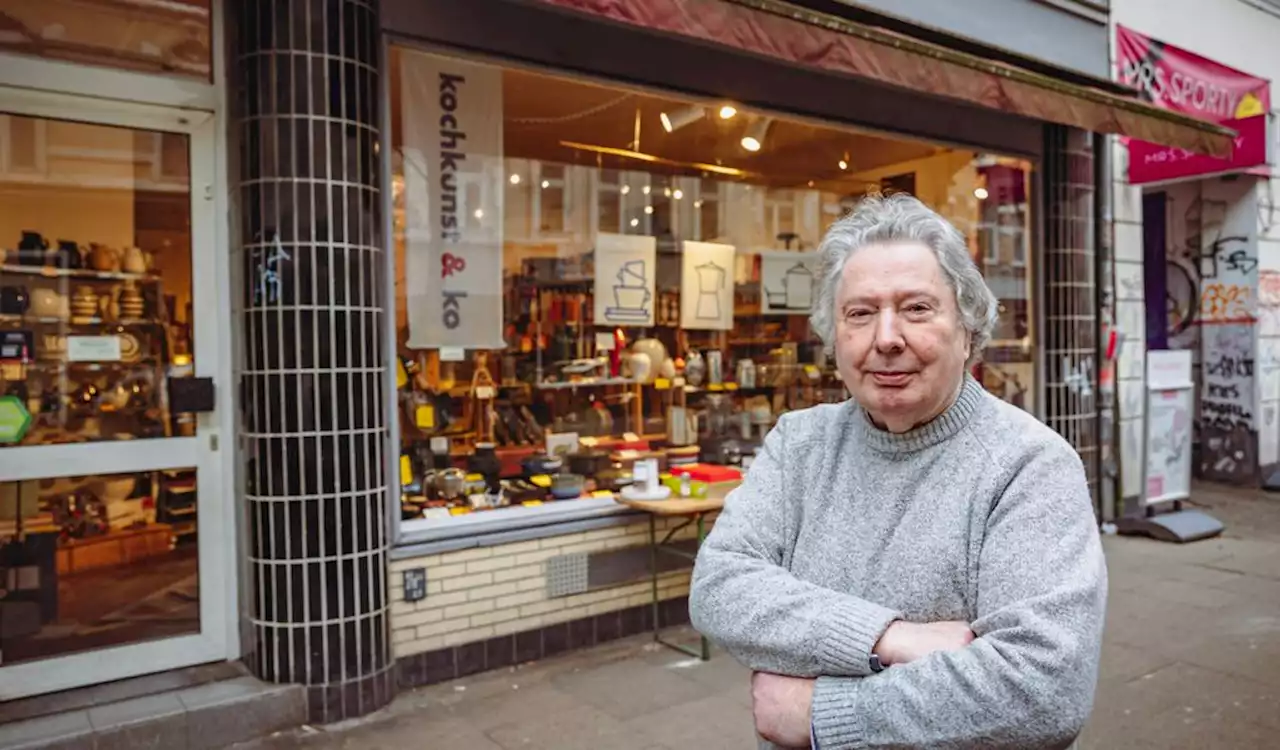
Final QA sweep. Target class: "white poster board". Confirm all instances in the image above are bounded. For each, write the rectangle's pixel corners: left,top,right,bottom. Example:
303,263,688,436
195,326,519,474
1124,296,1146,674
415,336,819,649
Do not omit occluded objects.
593,233,656,327
759,250,817,315
680,241,735,331
401,49,506,349
1143,349,1194,505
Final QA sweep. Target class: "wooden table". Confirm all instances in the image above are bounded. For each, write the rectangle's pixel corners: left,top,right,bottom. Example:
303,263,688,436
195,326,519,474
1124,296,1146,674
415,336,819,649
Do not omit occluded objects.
615,484,736,661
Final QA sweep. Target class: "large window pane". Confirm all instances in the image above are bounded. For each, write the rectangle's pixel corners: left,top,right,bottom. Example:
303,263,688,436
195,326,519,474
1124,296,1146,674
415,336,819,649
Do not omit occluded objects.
0,114,196,447
0,468,200,664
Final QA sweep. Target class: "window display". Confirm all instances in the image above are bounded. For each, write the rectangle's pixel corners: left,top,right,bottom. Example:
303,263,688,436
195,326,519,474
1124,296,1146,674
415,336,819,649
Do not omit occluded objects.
390,47,1036,531
0,468,200,665
0,114,196,448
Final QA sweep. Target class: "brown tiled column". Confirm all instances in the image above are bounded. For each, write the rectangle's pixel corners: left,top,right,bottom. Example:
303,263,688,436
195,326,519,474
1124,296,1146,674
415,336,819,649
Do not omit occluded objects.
1042,125,1102,509
229,0,394,723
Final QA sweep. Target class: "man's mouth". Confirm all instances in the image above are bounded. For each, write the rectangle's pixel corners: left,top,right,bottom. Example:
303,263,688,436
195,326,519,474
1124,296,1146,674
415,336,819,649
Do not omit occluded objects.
870,371,914,386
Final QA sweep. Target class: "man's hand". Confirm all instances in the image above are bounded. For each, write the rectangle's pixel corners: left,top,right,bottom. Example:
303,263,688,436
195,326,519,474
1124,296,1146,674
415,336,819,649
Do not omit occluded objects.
873,620,975,667
751,672,814,748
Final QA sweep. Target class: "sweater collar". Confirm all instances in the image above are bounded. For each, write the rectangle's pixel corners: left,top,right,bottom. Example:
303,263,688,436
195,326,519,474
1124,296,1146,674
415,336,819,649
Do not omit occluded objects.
854,375,986,454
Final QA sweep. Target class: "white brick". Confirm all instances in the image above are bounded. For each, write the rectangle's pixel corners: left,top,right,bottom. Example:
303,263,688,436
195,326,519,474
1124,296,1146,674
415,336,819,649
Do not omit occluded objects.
393,635,443,657
392,627,417,644
397,608,445,628
416,616,470,639
519,599,567,618
1114,221,1143,263
561,540,609,556
443,547,494,563
466,556,516,574
495,590,544,609
442,572,494,592
445,627,492,647
420,590,469,609
516,577,544,592
544,606,589,625
515,549,559,565
468,582,518,601
496,616,542,636
470,608,521,628
1113,183,1143,224
391,555,441,572
492,539,542,556
540,532,587,549
494,565,541,584
390,600,419,617
588,599,629,616
1114,261,1144,303
444,599,495,619
429,563,467,580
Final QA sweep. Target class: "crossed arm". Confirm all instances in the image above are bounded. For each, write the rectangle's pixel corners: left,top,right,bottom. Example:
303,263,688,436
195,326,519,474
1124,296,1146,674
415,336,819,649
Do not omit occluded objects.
688,422,1108,750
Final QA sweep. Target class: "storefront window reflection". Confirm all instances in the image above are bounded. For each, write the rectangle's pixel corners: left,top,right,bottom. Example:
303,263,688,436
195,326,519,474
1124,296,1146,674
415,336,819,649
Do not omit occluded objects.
0,469,199,665
0,0,212,81
389,47,1036,527
0,114,196,448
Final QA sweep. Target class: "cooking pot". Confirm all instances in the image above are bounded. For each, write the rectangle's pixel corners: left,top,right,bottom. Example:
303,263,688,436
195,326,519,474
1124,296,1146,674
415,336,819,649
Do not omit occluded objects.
567,449,610,477
550,473,585,500
433,468,467,500
594,468,634,493
521,452,563,477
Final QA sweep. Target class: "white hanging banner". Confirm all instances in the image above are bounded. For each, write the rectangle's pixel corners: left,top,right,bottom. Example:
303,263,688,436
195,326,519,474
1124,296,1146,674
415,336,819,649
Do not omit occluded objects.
680,241,736,331
759,250,817,315
594,233,656,327
401,50,506,349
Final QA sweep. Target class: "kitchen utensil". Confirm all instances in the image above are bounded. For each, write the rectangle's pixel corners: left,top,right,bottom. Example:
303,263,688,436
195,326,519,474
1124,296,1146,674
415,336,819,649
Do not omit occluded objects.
434,468,467,500
29,288,69,319
685,350,705,387
706,350,723,384
567,449,610,477
736,358,756,388
549,473,585,500
122,246,150,274
625,351,652,383
54,240,82,269
88,243,121,272
521,452,563,477
71,286,98,319
0,285,29,315
467,442,502,494
118,283,145,318
98,289,120,322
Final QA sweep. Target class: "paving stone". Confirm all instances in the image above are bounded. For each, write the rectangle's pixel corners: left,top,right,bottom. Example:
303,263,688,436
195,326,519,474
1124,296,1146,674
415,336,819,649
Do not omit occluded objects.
549,658,709,721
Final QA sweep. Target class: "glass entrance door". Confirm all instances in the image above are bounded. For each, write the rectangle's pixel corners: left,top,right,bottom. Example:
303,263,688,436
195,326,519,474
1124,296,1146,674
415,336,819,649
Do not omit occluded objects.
0,88,229,699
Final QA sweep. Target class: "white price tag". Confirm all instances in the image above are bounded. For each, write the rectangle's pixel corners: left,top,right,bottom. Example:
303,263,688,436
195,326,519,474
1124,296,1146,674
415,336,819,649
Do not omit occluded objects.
439,346,466,362
67,336,122,362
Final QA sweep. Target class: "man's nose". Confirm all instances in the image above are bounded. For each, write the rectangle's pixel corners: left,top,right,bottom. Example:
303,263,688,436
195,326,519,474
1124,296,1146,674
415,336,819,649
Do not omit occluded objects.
874,310,905,352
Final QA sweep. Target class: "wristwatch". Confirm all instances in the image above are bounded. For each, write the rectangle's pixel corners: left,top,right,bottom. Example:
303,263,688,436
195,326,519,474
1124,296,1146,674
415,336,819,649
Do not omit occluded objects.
869,654,885,673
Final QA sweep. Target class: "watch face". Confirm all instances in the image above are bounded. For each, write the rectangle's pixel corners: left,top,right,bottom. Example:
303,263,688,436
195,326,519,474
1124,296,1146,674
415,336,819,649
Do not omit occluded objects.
869,654,885,673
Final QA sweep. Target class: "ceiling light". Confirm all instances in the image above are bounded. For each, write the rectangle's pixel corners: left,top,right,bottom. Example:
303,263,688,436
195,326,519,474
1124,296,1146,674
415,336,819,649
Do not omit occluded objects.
630,218,640,227
974,187,990,200
673,189,684,200
509,174,521,185
558,141,749,178
474,209,484,219
660,104,704,133
741,118,772,152
719,105,737,119
620,185,631,195
644,206,654,215
541,179,550,189
694,200,704,208
642,185,651,195
838,159,848,171
664,187,672,198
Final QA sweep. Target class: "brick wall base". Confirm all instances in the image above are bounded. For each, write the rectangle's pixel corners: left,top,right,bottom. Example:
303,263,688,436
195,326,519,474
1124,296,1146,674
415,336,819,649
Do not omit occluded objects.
396,596,692,688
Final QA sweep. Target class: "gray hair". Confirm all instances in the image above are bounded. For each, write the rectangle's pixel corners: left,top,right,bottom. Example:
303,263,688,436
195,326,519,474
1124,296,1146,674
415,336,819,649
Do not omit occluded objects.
809,192,998,365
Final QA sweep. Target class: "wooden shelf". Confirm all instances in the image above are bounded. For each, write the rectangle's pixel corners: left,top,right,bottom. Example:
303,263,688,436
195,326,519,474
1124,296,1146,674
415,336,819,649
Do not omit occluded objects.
0,264,159,283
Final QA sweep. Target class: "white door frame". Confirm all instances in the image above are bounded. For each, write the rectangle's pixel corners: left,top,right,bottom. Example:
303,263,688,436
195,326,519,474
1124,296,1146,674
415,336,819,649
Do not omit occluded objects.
0,87,237,700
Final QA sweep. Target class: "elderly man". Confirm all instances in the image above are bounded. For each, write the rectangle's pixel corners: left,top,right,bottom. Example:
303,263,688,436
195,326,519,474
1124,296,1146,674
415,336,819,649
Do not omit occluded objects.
689,193,1107,750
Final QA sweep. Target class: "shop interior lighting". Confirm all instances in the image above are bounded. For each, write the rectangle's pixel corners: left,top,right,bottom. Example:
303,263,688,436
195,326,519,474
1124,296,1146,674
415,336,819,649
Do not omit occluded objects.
559,140,750,178
838,152,850,171
630,218,640,227
509,173,521,185
541,179,551,189
660,104,704,133
620,184,631,195
974,187,990,200
644,206,654,215
718,104,738,119
642,185,651,195
741,118,772,152
673,189,684,200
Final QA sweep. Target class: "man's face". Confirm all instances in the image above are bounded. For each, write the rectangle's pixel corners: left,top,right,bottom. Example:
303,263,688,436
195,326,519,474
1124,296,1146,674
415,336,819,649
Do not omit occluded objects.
833,242,970,433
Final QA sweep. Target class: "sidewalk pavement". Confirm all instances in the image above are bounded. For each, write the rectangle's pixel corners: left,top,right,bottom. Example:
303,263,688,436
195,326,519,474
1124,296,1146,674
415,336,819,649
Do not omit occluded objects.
240,481,1280,750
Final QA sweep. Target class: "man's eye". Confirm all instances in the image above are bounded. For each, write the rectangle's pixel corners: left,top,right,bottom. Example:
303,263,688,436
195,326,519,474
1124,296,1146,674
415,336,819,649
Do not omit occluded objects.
906,304,931,314
847,309,871,319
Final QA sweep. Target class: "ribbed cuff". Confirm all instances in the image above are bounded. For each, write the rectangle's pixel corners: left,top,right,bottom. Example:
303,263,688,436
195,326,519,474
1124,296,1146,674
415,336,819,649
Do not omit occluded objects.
811,676,865,749
817,599,900,676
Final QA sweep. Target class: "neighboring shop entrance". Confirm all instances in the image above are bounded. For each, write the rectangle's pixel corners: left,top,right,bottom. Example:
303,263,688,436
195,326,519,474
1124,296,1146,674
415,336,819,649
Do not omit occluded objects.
0,86,231,699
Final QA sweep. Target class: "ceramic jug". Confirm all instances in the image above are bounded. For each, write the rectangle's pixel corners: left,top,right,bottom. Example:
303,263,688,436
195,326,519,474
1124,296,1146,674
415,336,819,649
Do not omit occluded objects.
54,240,83,270
122,246,149,275
30,288,69,319
88,243,121,272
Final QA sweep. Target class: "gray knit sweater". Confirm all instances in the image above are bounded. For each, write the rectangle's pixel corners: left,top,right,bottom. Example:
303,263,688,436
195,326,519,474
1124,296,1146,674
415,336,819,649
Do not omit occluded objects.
689,377,1107,750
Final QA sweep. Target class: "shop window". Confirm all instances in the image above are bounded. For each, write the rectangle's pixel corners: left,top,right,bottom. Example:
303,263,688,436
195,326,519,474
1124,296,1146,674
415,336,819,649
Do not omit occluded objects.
0,0,212,81
0,114,196,448
0,468,200,665
388,46,1039,535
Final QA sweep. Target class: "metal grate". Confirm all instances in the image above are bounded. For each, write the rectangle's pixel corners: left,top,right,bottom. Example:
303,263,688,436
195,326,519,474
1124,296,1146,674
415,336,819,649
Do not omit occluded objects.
545,553,590,598
1042,125,1101,504
230,0,392,724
